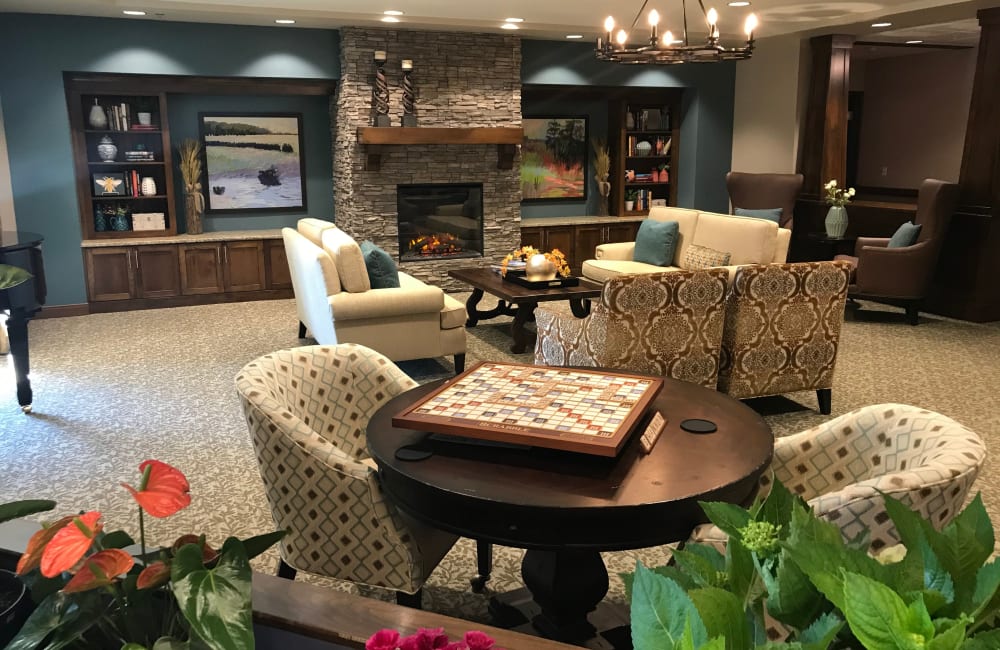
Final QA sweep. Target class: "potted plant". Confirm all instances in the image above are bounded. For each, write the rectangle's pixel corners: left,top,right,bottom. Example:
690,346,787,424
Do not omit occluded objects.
0,500,55,647
627,480,1000,649
625,189,638,212
0,264,31,291
6,459,284,649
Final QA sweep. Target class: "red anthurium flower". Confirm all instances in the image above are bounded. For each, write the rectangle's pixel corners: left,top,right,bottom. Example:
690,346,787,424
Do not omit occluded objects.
62,549,134,593
136,560,171,590
40,511,103,578
121,459,191,518
171,534,219,564
366,629,401,650
400,628,450,650
463,631,496,650
16,516,75,576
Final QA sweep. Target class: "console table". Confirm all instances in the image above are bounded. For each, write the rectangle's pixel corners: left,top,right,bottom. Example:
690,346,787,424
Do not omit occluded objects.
1,231,46,412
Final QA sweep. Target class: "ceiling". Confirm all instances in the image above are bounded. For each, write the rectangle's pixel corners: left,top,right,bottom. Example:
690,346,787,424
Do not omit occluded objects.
0,0,990,44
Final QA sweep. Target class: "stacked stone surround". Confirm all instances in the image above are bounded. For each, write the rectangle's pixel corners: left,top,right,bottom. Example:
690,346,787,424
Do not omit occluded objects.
333,27,522,290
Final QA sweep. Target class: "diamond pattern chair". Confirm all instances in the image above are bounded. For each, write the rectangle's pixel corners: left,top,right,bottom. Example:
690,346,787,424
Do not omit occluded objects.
534,269,730,389
717,261,851,414
690,403,987,552
235,343,458,608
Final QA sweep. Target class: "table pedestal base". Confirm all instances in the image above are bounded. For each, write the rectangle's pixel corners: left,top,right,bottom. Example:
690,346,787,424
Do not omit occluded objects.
5,308,33,413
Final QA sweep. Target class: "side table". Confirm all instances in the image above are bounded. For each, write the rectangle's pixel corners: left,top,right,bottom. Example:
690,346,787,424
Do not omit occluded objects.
806,232,857,259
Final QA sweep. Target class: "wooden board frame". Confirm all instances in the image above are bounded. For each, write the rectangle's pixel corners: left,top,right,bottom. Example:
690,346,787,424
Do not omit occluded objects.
392,361,663,457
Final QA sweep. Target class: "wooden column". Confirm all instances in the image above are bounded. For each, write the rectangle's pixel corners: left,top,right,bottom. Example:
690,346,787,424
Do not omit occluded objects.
798,35,854,197
926,7,1000,322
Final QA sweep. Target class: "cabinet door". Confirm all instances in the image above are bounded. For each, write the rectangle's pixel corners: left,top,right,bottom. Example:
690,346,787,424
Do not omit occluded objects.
84,247,134,301
224,241,265,292
179,244,224,295
135,245,181,299
520,227,544,250
574,225,604,271
543,226,575,258
265,239,292,290
606,222,640,244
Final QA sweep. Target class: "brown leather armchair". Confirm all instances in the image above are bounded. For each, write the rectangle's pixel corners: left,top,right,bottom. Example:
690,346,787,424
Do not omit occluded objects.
726,171,804,230
834,178,959,325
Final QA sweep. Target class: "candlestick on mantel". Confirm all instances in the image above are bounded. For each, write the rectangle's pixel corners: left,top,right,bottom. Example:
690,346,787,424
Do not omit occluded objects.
372,50,390,126
401,59,416,127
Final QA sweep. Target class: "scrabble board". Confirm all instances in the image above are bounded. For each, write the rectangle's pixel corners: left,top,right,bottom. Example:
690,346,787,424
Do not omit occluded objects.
392,361,663,457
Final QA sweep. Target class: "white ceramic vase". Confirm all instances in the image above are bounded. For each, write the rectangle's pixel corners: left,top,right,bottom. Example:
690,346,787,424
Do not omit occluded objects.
825,205,848,238
140,177,157,196
88,99,107,129
96,136,117,162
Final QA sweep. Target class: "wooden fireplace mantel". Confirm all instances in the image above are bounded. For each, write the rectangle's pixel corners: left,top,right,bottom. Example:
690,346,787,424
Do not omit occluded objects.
356,126,523,171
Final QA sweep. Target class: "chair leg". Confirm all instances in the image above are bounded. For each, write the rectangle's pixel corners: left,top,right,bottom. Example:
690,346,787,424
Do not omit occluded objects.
816,388,832,415
906,302,920,326
454,353,466,375
277,559,297,581
470,539,493,593
298,321,307,338
396,588,423,609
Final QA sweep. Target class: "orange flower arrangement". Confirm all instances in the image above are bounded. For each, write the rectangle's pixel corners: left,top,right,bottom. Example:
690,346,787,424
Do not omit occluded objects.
499,245,571,278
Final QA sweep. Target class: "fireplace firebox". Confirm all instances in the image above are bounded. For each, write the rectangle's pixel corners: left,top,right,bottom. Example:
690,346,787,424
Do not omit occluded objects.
397,183,484,262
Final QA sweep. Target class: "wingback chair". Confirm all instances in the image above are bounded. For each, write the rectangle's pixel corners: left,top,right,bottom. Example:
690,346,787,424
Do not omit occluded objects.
534,269,730,388
834,178,960,325
691,403,986,552
726,171,804,230
717,261,851,414
235,343,457,608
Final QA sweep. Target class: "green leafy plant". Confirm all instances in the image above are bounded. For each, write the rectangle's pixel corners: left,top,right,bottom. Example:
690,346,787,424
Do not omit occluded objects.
0,264,32,291
7,460,284,650
626,189,639,201
627,480,1000,649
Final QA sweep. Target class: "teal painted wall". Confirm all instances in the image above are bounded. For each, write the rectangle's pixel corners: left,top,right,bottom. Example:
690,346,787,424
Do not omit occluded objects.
0,14,338,306
167,95,334,231
521,40,736,215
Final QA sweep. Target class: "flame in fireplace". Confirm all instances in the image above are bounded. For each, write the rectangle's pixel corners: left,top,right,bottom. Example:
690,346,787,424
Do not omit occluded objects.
408,233,463,256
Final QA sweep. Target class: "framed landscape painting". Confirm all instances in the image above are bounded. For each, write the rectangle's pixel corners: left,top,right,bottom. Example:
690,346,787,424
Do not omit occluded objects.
199,113,307,212
521,116,588,202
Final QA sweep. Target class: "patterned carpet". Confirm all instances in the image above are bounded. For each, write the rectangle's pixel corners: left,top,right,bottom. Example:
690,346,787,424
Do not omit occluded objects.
1,296,998,625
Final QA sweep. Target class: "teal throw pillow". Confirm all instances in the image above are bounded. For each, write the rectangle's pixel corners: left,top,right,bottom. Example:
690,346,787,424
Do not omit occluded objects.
633,219,679,266
887,221,922,248
359,241,401,289
734,207,783,223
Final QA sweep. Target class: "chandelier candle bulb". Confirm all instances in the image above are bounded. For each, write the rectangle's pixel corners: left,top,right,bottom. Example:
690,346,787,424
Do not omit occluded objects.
616,29,628,47
744,13,757,38
648,9,659,42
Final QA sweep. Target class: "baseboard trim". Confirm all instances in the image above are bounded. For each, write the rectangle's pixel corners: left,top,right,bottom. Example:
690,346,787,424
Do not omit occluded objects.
37,304,90,319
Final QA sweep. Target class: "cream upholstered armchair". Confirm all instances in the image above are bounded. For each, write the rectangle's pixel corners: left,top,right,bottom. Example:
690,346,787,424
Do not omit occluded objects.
717,261,851,414
235,343,457,608
691,403,987,552
534,269,729,388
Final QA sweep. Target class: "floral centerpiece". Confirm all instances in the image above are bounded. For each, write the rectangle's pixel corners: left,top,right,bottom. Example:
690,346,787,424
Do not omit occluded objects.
366,627,502,650
823,179,855,206
499,246,571,278
7,460,283,650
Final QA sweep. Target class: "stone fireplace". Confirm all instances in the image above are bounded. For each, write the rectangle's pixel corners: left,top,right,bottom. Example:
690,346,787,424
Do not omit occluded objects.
333,27,522,290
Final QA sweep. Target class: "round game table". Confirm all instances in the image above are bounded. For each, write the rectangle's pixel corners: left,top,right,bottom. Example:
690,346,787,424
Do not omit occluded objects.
367,371,773,643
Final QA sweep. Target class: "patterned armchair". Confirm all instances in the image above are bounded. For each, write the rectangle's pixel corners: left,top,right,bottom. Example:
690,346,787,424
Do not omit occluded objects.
717,261,851,414
534,269,729,388
235,343,457,607
691,403,987,552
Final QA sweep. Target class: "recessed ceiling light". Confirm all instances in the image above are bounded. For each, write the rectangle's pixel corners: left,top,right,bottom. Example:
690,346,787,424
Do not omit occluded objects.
381,16,400,22
275,19,295,24
566,34,583,39
505,18,524,23
122,10,146,16
728,1,751,6
501,23,519,30
905,39,924,44
383,10,403,16
871,22,892,28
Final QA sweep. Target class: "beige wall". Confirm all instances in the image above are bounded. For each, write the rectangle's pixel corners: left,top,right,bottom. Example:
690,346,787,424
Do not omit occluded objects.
0,97,15,231
856,48,976,189
730,34,808,174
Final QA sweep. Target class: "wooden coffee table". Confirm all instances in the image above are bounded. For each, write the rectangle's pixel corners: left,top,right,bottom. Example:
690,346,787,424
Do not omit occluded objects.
448,267,603,353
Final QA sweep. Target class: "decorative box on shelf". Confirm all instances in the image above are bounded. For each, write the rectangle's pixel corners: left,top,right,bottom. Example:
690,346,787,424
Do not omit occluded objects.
132,212,166,231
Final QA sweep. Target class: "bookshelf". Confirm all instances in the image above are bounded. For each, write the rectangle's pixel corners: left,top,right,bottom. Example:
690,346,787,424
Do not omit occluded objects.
609,95,681,216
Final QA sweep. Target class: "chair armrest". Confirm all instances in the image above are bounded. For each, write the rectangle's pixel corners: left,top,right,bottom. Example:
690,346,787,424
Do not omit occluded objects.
595,241,635,260
854,237,889,256
855,241,933,298
533,308,595,366
329,284,444,321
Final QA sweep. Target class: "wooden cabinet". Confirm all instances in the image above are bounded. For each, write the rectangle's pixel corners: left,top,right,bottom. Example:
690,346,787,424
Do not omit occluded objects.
65,74,178,241
179,241,265,295
521,219,642,274
265,239,292,290
85,245,180,301
609,94,681,217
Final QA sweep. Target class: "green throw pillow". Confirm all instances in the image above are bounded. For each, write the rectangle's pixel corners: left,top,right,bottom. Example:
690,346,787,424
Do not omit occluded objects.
359,241,401,289
633,220,679,266
887,221,922,248
734,207,783,223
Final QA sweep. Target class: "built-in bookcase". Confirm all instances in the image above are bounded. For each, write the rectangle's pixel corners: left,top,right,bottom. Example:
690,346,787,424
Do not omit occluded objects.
609,94,681,216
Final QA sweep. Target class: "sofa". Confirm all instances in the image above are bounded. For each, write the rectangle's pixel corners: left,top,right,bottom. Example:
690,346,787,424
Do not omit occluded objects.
581,207,791,283
282,218,467,371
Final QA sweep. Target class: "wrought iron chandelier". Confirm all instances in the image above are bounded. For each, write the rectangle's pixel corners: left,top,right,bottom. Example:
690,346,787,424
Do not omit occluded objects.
596,0,758,64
